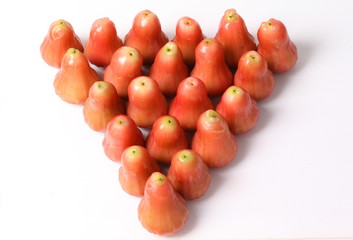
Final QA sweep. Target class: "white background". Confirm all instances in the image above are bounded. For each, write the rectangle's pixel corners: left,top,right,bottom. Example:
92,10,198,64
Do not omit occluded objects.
1,0,353,239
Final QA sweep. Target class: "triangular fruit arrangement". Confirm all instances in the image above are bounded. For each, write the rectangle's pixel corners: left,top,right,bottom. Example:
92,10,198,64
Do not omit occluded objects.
40,8,297,236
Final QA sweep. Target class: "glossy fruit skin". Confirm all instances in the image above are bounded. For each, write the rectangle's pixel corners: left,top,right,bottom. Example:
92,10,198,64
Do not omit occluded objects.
138,172,188,235
257,18,298,73
127,76,168,128
191,38,233,96
124,10,168,65
215,9,256,68
168,149,211,200
104,46,143,98
85,17,123,67
149,42,189,95
216,86,259,135
54,48,99,104
169,77,214,131
192,110,238,168
234,50,275,101
119,146,160,196
102,115,145,162
146,115,188,164
83,81,125,132
40,19,83,68
172,16,205,66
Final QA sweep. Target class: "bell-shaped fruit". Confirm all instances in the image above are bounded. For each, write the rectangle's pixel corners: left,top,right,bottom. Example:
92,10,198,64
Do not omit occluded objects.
149,42,189,95
40,19,83,68
172,16,205,66
234,50,275,101
54,48,99,104
216,86,259,134
119,146,160,196
192,110,237,168
102,115,145,162
127,76,168,128
124,10,168,64
146,115,188,164
85,17,123,67
169,77,213,131
257,18,298,73
104,46,143,98
215,9,256,68
191,38,233,96
168,149,210,200
83,81,125,132
138,172,188,235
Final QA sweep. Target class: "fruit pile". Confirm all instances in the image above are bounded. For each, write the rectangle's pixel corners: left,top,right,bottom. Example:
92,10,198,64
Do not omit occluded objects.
40,9,297,235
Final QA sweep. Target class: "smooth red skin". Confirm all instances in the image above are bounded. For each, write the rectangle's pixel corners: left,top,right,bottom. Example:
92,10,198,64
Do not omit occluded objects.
216,86,259,135
85,17,123,67
83,81,125,132
40,20,83,68
146,116,188,164
191,38,233,96
138,172,188,235
149,42,189,95
104,47,143,98
172,16,205,66
257,18,298,73
169,77,214,131
54,49,99,104
234,50,275,101
124,10,168,65
102,115,145,162
191,110,238,168
119,146,161,197
167,150,211,200
215,9,256,68
127,76,168,128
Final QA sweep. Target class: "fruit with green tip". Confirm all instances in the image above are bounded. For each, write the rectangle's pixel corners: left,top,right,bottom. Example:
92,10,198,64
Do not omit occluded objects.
83,81,125,132
85,17,123,67
54,48,99,104
138,172,188,235
104,46,143,98
216,86,259,134
168,149,211,200
40,19,83,68
234,50,275,101
192,110,238,168
119,146,161,196
102,115,145,162
149,42,189,95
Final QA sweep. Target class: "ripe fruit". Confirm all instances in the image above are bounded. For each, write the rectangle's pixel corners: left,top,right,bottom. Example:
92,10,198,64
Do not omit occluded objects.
192,110,238,168
216,86,259,135
104,46,143,98
119,146,160,196
85,17,123,67
149,42,189,95
146,115,188,164
124,10,168,64
138,172,188,235
127,76,168,128
257,18,298,73
168,149,211,200
40,19,83,68
215,9,256,68
234,50,275,101
191,38,233,96
102,115,145,162
169,77,213,131
54,48,99,104
172,16,205,66
83,81,125,132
